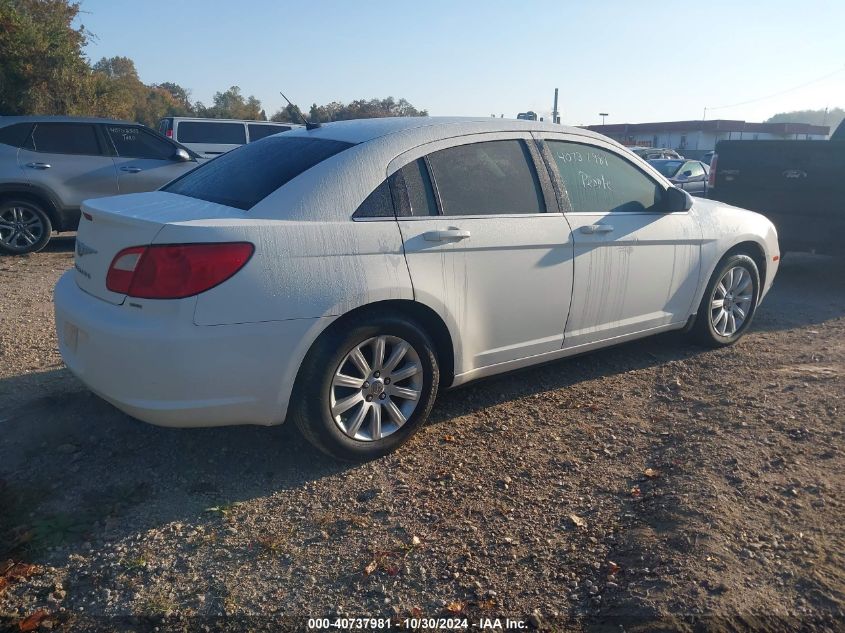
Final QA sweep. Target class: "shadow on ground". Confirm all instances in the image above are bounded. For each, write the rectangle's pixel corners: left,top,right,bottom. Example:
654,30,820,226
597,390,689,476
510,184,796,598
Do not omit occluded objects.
0,253,842,564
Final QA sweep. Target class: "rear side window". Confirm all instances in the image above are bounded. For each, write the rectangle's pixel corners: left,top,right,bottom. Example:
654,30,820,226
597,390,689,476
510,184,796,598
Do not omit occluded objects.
425,140,545,216
163,136,354,210
106,125,174,160
177,121,246,144
391,158,439,216
547,140,662,213
248,124,290,142
353,180,394,218
30,123,102,155
0,123,34,148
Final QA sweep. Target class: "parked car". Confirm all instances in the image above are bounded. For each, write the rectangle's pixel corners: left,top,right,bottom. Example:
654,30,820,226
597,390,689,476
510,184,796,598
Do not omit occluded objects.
702,150,715,165
0,116,201,254
628,146,683,160
648,158,710,196
158,117,304,158
708,120,845,254
54,117,779,460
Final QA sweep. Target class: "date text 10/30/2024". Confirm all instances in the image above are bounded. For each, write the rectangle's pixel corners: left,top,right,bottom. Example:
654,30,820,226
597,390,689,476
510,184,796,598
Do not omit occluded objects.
307,617,528,630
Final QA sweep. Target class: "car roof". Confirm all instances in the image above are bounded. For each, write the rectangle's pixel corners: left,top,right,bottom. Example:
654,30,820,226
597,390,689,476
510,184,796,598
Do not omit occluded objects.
0,115,139,126
283,116,608,146
167,117,301,125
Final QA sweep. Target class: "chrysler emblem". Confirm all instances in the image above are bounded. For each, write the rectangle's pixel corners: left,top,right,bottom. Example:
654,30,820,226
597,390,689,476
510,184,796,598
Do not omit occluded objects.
76,240,98,257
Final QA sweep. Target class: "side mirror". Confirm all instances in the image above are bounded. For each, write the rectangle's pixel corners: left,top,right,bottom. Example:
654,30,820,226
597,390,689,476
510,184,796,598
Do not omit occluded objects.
172,148,191,162
663,186,693,212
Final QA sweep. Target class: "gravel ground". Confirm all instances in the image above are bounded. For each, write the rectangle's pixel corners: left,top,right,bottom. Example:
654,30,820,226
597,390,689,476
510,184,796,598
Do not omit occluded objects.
1,237,843,632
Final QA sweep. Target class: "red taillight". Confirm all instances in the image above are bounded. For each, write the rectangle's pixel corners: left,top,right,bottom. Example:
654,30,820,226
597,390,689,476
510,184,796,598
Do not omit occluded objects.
166,129,173,138
106,243,254,299
708,153,718,189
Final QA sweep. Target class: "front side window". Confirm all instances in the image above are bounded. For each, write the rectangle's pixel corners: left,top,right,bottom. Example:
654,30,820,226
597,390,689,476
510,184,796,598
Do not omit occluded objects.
547,140,663,213
685,162,706,178
651,160,684,178
425,140,545,216
106,125,174,160
177,121,246,144
163,136,354,210
29,123,102,155
248,124,290,142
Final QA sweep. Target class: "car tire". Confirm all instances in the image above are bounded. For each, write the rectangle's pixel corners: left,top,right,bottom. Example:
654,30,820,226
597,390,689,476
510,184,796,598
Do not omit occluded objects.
291,313,440,461
0,199,52,255
692,253,760,347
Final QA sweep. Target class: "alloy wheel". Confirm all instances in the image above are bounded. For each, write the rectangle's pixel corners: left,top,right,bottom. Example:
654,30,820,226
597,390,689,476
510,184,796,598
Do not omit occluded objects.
330,335,423,441
710,265,754,336
0,206,45,251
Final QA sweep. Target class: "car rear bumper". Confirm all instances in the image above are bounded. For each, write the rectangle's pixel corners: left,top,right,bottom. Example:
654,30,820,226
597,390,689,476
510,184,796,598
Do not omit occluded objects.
54,271,327,428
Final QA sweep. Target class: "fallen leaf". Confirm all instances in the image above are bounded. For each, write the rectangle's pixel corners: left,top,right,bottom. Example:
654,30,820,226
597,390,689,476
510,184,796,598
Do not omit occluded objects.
363,560,377,576
445,601,464,613
385,564,400,576
569,514,587,528
608,561,621,575
410,607,423,617
630,486,642,498
6,563,37,581
19,609,48,632
644,468,659,478
443,435,457,442
411,535,421,547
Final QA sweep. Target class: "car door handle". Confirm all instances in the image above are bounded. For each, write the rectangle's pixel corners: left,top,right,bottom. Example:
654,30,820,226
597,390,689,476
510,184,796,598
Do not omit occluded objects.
424,228,471,242
580,224,614,234
25,162,51,169
120,166,143,173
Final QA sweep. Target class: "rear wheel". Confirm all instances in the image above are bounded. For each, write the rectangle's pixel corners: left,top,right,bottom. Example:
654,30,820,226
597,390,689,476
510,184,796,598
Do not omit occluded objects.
0,200,52,255
692,253,760,347
291,314,439,460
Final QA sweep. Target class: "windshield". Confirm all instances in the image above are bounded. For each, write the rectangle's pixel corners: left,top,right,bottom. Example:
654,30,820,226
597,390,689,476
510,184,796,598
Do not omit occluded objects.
649,160,683,177
163,136,354,210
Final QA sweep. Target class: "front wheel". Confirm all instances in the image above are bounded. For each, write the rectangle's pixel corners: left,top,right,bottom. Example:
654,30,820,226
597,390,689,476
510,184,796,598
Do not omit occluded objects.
291,314,440,460
692,253,760,347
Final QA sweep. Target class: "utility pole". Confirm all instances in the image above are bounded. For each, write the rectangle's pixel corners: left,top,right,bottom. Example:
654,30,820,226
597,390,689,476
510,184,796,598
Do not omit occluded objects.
552,88,560,124
599,112,608,126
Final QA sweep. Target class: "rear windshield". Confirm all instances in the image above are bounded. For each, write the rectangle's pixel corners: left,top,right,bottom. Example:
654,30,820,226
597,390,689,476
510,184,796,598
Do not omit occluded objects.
177,121,246,144
162,136,354,210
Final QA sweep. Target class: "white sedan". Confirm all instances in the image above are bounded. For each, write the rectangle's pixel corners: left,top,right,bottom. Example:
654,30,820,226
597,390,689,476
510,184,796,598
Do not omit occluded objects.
54,117,779,460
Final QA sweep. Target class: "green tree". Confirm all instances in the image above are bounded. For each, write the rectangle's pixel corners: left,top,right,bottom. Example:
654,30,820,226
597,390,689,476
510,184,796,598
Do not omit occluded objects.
0,0,91,115
286,97,428,123
766,108,845,133
196,86,265,120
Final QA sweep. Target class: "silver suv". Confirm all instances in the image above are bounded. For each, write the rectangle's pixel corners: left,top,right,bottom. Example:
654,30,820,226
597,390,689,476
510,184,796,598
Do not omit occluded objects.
0,116,201,254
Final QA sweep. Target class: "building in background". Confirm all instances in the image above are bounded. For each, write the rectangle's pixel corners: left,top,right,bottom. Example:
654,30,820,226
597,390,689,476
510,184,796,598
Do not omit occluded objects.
585,120,829,158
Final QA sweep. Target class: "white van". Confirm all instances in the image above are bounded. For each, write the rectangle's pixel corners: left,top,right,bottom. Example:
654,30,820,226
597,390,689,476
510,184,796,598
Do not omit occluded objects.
157,117,303,158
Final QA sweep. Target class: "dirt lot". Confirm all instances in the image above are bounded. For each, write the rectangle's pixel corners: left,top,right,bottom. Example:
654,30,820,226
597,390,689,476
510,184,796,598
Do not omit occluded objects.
1,237,843,632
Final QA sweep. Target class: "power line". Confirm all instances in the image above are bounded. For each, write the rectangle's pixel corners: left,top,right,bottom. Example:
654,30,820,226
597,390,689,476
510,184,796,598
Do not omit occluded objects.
705,65,845,113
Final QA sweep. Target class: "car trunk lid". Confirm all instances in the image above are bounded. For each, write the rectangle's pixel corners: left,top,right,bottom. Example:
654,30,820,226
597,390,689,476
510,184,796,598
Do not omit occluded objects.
74,192,243,305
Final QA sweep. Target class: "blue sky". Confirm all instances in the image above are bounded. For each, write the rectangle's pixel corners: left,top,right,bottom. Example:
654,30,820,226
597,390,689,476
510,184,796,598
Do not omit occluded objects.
77,0,845,125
